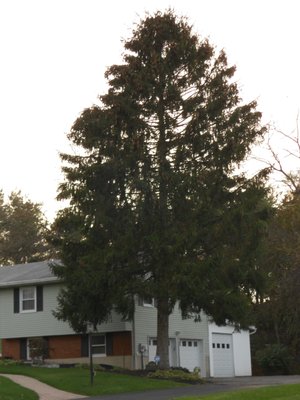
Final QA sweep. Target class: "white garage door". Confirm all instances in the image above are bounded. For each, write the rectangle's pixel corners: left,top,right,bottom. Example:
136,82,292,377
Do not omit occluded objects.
212,333,234,377
179,339,201,372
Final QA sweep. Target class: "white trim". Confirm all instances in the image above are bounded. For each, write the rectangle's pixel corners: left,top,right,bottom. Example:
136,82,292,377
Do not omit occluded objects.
0,277,58,288
20,286,36,313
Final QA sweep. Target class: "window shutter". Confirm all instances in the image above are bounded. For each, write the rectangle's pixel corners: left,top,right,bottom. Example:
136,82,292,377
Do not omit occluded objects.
106,333,113,356
81,335,89,357
20,338,27,360
14,288,19,313
43,337,49,358
37,286,43,311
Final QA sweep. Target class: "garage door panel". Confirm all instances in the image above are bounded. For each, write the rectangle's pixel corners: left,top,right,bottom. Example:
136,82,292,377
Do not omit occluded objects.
212,333,234,377
180,339,201,372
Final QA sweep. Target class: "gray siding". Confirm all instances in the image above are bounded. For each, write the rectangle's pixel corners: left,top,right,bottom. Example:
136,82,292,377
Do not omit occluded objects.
133,301,210,374
0,283,131,339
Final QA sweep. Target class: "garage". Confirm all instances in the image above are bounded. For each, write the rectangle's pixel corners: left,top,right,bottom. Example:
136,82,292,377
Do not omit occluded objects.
148,338,176,367
212,333,234,377
148,338,201,371
179,339,201,372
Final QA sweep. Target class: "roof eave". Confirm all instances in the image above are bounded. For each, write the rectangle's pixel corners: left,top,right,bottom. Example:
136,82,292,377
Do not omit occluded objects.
0,276,61,288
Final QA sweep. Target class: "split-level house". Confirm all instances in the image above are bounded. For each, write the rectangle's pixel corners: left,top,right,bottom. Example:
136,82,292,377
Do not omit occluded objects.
0,260,252,377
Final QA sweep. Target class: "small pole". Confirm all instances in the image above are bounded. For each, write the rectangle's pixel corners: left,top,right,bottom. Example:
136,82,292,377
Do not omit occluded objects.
89,331,94,386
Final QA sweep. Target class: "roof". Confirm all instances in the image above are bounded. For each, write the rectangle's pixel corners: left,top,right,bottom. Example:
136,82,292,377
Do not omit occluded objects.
0,260,61,288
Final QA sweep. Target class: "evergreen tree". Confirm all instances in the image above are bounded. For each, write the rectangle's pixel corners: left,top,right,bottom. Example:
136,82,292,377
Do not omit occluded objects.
252,190,300,363
0,191,52,265
52,10,271,368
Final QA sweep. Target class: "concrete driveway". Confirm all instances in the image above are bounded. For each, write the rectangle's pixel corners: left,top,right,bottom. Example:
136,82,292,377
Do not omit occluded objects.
86,375,300,400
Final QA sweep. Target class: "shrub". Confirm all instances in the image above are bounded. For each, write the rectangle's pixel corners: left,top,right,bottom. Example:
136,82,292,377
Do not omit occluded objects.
255,344,292,375
0,359,22,366
170,366,190,373
148,369,202,383
145,361,158,372
28,338,49,364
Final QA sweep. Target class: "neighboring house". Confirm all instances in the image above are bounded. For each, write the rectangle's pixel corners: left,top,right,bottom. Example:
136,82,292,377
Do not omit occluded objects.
0,261,252,377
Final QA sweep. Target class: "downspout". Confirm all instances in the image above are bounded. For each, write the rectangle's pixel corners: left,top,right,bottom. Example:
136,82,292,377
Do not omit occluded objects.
175,331,180,367
249,326,257,335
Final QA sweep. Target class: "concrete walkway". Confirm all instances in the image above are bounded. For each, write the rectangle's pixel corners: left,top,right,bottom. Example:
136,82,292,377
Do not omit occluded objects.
0,373,86,400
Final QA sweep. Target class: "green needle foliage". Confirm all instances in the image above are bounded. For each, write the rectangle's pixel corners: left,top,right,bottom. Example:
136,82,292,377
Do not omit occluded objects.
0,190,52,265
52,10,271,369
252,190,300,371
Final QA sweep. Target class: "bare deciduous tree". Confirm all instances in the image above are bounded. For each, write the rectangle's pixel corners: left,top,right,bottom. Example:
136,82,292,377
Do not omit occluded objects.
256,115,300,193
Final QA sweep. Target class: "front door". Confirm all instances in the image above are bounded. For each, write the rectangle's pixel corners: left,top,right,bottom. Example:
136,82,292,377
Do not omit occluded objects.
148,338,176,366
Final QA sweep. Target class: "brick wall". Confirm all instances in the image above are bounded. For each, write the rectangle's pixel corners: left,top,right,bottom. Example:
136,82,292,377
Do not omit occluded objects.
48,335,81,359
2,339,21,359
2,331,132,361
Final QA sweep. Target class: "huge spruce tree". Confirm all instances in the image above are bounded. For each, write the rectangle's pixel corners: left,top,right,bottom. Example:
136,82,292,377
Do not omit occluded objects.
52,10,270,369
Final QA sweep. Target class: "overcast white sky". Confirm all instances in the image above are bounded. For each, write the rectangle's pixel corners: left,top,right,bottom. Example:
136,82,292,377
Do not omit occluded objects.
1,0,299,220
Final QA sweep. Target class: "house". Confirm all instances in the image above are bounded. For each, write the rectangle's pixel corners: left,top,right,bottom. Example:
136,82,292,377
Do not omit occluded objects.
0,260,252,377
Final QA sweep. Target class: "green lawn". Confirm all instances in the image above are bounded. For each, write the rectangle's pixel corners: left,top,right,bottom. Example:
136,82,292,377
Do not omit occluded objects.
0,364,184,396
178,384,300,400
2,364,300,400
0,375,38,400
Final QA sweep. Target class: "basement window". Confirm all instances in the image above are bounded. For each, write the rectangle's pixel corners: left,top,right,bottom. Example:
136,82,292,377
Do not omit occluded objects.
91,334,106,356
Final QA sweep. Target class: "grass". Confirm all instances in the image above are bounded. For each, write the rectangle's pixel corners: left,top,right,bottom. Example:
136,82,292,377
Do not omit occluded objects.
0,375,38,400
0,363,185,396
178,383,300,400
2,363,300,400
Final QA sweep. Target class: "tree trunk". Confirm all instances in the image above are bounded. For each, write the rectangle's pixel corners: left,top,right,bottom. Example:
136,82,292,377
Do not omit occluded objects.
156,297,169,369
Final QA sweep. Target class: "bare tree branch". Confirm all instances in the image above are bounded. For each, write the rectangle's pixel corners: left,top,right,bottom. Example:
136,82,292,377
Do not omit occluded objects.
254,116,300,194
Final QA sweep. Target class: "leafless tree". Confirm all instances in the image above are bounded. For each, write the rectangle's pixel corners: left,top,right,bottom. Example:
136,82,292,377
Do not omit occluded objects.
255,114,300,194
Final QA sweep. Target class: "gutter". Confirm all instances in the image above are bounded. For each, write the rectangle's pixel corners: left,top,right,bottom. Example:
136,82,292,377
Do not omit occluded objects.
0,276,59,288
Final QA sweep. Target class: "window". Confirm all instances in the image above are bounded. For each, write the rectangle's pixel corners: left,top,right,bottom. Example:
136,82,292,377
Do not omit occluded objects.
143,297,155,307
91,334,106,355
20,287,36,313
226,344,230,349
14,286,43,314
